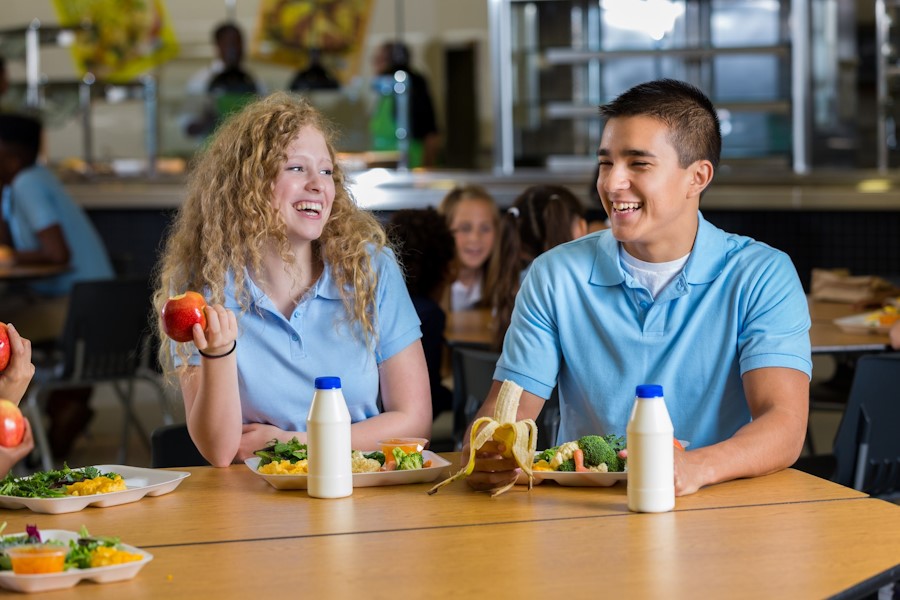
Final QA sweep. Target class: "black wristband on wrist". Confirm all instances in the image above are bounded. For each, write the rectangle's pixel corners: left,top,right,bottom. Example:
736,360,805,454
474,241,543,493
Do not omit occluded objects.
198,340,237,359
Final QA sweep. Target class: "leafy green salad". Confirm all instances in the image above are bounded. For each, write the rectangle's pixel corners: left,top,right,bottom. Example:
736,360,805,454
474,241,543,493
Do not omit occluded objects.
0,524,130,571
253,437,424,471
0,465,121,498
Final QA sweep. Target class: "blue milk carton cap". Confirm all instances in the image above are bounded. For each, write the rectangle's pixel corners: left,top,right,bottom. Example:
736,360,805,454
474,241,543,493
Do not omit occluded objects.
314,376,342,389
636,384,664,398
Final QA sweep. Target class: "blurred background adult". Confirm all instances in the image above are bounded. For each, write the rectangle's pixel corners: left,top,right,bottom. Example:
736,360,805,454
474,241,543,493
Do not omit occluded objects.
369,40,440,168
0,113,114,458
486,184,588,350
438,184,499,312
288,48,340,92
388,208,456,420
183,21,263,139
0,114,114,340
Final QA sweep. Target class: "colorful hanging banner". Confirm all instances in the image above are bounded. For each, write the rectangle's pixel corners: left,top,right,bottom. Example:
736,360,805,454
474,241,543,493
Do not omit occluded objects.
52,0,179,83
251,0,373,83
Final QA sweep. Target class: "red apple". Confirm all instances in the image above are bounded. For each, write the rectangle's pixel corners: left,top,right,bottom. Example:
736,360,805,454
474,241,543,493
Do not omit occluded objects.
0,399,24,447
161,291,208,343
0,323,9,373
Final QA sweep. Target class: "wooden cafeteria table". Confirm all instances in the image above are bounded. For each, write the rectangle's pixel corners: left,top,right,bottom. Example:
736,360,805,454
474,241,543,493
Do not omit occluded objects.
0,263,69,280
808,298,890,354
448,303,893,354
2,459,899,599
445,308,494,347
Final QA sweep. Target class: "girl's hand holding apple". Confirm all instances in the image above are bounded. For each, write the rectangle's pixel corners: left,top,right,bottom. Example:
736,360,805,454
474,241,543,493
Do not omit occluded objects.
162,292,237,357
196,304,239,359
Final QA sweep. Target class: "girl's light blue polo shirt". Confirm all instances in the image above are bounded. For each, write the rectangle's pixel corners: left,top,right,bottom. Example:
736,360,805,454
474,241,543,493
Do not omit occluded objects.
175,247,422,431
495,213,812,449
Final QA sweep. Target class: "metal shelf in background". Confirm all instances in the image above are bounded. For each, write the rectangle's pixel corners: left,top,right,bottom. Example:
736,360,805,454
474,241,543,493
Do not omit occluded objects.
1,20,159,177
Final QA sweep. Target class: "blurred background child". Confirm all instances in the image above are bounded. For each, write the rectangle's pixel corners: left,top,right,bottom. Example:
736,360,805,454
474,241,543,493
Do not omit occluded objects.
388,208,456,420
486,184,588,350
438,184,498,312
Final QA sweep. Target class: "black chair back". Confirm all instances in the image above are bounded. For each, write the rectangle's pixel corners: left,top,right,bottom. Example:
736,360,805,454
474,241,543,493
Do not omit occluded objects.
450,345,560,450
451,346,500,444
151,423,209,468
59,277,153,381
831,353,900,497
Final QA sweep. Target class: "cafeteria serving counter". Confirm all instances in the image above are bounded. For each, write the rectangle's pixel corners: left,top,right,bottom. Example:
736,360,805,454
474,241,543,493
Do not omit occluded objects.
65,167,900,212
65,168,900,289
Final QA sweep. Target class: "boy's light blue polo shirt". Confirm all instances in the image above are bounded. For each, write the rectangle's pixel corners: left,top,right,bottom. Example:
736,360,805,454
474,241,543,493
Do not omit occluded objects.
176,247,422,432
495,212,812,449
2,164,114,296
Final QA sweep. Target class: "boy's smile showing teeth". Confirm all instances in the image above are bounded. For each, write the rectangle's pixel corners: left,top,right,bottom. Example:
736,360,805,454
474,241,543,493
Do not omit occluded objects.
612,201,642,213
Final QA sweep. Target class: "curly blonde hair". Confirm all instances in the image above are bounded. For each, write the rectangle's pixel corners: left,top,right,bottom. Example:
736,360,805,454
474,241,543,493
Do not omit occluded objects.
153,91,386,375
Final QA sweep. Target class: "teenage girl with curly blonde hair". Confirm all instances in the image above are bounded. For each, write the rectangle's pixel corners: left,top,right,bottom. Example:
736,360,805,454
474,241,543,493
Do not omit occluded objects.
154,92,431,466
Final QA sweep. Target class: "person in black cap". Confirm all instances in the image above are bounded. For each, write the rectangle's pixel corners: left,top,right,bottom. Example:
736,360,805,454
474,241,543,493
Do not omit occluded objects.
184,22,263,138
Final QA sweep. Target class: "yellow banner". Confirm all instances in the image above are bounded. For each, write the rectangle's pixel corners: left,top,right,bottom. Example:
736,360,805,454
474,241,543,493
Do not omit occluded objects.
52,0,179,83
251,0,373,83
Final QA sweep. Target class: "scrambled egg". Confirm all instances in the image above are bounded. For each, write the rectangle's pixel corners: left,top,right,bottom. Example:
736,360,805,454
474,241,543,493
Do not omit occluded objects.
258,459,309,475
66,475,126,496
90,546,143,567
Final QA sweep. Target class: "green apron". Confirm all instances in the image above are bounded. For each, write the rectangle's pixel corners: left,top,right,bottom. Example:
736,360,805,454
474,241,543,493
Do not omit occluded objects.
369,95,425,168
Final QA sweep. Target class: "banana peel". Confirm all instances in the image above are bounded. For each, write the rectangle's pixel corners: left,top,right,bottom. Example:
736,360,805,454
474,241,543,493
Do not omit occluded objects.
428,379,537,497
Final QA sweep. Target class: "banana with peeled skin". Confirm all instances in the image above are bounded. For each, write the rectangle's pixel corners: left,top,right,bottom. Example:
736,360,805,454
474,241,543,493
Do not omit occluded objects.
428,379,537,497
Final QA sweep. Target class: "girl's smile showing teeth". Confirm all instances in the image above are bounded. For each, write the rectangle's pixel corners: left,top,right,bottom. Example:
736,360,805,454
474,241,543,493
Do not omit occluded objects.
294,200,323,216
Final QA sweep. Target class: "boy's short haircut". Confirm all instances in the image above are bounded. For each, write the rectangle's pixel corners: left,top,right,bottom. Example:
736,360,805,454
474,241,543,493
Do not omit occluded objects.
0,113,42,166
599,78,721,169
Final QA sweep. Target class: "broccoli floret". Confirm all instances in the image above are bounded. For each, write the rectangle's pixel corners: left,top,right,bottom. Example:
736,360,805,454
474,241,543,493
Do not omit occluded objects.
364,451,386,466
398,452,424,471
578,435,619,471
557,458,576,472
392,447,424,470
535,446,558,464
